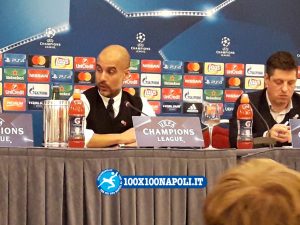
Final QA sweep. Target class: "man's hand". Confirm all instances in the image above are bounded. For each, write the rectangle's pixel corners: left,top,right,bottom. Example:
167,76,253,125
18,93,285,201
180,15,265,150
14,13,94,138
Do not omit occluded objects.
120,128,136,144
268,124,291,143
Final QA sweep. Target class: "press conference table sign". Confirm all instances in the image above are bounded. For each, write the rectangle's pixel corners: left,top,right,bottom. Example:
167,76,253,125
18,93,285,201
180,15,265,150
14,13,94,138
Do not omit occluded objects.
132,116,204,148
0,113,33,147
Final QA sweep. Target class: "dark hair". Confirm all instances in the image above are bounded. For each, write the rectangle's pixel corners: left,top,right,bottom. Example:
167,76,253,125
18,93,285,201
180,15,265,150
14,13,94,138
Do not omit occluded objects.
266,51,298,76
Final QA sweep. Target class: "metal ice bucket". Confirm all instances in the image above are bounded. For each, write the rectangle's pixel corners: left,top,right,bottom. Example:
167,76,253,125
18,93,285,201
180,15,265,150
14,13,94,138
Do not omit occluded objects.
43,100,69,147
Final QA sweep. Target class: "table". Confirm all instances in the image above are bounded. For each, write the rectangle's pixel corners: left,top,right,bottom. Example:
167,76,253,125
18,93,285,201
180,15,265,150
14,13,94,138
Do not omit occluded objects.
237,148,300,171
0,147,236,225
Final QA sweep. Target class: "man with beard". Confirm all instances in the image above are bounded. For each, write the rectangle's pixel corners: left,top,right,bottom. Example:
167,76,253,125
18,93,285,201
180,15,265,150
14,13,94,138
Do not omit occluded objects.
81,45,155,147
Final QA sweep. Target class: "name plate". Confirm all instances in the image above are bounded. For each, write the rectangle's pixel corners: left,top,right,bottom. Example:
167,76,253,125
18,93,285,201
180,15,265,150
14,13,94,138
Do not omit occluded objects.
290,119,300,148
132,116,204,148
0,113,33,147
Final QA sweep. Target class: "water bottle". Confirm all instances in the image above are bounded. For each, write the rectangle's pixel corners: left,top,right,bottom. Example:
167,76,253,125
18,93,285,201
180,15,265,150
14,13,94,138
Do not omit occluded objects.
68,89,85,148
237,93,253,149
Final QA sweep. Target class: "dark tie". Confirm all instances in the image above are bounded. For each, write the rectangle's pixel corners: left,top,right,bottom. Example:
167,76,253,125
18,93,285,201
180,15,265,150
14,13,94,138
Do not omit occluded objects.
107,98,114,119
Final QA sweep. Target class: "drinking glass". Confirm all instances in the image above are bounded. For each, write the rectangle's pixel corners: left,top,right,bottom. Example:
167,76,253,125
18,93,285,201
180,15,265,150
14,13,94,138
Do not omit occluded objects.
201,102,221,149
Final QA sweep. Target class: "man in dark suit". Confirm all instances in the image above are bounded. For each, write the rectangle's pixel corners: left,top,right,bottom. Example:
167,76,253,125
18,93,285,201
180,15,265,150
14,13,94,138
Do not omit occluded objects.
230,51,300,148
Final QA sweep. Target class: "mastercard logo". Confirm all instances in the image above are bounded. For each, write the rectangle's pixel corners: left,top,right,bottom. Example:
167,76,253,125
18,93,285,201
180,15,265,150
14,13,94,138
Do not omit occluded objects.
124,87,136,96
228,77,241,87
31,55,46,66
78,72,92,82
187,62,200,72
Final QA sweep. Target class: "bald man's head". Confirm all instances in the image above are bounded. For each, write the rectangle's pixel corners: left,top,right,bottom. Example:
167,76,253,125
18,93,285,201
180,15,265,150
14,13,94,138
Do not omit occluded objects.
95,45,131,98
98,45,130,70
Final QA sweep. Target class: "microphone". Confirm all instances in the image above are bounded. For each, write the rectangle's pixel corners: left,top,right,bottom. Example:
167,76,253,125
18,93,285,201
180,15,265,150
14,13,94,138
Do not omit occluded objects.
248,101,276,148
124,101,149,116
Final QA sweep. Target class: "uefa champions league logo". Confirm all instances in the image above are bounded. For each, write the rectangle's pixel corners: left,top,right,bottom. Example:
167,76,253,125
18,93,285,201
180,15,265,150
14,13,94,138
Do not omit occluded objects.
136,32,146,43
96,169,122,195
45,28,56,38
221,37,230,48
216,36,235,57
131,32,151,54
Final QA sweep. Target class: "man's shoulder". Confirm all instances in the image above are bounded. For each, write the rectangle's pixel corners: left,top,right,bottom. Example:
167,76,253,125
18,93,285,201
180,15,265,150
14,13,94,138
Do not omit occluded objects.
83,86,97,97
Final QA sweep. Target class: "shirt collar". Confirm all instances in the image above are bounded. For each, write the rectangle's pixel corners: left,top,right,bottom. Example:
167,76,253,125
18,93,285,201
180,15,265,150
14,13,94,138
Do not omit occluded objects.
266,90,293,114
98,90,122,107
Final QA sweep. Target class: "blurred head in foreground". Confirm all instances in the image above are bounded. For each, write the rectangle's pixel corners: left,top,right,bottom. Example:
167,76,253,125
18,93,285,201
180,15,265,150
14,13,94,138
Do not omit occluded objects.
203,158,300,225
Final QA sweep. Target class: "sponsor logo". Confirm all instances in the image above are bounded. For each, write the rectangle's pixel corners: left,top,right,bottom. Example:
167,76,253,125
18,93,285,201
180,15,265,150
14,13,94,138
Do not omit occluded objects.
74,71,95,84
183,89,203,103
224,90,243,102
204,76,225,89
148,101,161,115
27,69,50,83
27,98,46,110
225,63,244,76
225,77,243,89
0,54,2,66
245,64,265,76
140,73,161,86
130,59,140,71
51,56,73,69
298,66,300,78
4,83,26,96
203,89,223,101
141,60,161,73
0,68,2,81
123,87,140,97
223,103,235,113
204,63,224,75
140,87,161,100
216,36,236,57
162,74,182,86
74,57,96,70
27,84,50,97
162,60,183,73
4,68,26,81
73,85,93,93
131,32,151,54
28,55,50,68
184,62,202,74
52,84,73,100
245,77,264,90
3,97,26,111
3,53,27,67
51,70,73,82
183,103,202,114
123,73,140,86
162,102,182,113
162,88,182,101
183,75,203,88
0,83,2,96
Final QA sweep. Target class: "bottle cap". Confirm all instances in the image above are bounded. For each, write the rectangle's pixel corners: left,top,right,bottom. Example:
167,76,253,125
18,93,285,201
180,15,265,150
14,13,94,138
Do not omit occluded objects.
240,93,249,104
73,89,81,99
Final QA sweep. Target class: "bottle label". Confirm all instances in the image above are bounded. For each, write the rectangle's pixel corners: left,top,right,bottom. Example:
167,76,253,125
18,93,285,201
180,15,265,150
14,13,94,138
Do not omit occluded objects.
237,119,253,140
69,115,85,138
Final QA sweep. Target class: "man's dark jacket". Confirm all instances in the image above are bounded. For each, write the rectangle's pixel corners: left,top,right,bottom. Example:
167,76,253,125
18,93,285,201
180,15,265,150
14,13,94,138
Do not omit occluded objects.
229,89,300,148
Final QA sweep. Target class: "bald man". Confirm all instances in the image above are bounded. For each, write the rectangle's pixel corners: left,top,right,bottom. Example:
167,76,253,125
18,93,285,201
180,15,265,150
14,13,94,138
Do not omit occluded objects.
81,45,155,148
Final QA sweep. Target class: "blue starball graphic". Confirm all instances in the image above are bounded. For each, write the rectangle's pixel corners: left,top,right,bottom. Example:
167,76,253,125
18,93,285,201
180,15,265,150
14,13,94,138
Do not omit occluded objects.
96,169,122,195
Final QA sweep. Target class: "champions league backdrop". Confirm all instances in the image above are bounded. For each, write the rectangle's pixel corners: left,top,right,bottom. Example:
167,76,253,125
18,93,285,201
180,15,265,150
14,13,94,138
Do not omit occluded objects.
0,0,300,146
